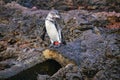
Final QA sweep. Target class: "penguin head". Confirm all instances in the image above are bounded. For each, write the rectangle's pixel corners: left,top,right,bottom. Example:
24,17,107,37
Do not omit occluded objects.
47,10,61,20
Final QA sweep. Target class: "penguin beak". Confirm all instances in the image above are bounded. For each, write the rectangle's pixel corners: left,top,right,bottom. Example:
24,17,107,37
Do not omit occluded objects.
55,15,61,19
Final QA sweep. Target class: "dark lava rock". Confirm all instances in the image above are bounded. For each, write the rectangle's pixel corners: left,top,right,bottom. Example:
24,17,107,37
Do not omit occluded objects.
0,2,120,80
2,0,120,12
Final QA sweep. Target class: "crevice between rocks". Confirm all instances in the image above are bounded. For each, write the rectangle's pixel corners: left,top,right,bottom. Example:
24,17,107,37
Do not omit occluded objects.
0,48,76,80
7,59,62,80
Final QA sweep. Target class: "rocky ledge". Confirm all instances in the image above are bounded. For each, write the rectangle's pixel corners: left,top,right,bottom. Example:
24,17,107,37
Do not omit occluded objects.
0,1,120,80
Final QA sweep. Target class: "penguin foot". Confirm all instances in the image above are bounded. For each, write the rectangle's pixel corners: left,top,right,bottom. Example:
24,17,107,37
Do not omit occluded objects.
48,44,54,48
54,44,61,48
48,43,61,48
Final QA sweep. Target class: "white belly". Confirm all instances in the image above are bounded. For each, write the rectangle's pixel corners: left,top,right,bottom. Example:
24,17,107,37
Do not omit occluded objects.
45,20,61,42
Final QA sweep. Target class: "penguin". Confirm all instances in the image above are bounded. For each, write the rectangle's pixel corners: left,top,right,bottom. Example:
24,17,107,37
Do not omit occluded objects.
45,10,66,47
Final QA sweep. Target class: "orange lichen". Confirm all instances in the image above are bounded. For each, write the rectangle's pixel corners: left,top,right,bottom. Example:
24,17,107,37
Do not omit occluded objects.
106,22,120,29
106,15,120,29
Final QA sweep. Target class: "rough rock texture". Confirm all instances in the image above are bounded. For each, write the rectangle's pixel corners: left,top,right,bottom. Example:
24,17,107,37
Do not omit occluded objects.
38,64,83,80
2,0,120,12
0,1,120,80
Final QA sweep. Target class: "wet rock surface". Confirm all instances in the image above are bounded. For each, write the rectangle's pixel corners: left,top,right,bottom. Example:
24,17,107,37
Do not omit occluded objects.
0,1,120,80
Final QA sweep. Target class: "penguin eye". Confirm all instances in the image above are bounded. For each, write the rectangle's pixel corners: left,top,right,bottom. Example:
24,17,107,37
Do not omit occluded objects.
51,13,59,17
55,11,59,15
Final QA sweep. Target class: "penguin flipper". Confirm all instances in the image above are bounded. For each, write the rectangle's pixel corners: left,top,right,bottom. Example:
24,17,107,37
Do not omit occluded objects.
61,32,66,45
40,27,46,41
